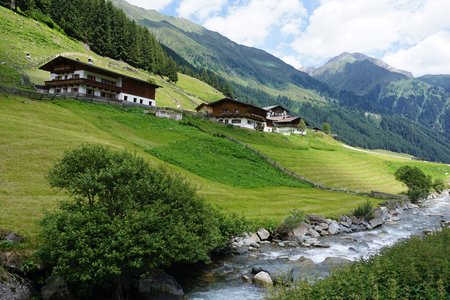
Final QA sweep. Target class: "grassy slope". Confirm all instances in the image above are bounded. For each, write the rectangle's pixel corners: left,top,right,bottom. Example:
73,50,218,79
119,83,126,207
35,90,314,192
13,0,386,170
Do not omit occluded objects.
189,117,450,194
0,95,377,246
0,6,223,111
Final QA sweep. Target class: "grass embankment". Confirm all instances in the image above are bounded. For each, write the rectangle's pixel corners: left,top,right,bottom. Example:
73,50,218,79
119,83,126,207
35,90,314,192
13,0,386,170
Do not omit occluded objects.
271,228,450,300
0,95,377,247
0,6,223,110
189,117,450,194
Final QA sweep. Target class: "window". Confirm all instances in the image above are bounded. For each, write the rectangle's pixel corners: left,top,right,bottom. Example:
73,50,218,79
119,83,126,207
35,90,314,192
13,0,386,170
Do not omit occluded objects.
55,89,61,93
62,88,67,93
140,99,143,104
101,92,106,97
55,75,61,80
218,119,223,123
87,89,94,95
133,98,137,103
247,120,254,125
231,119,241,124
73,74,80,79
64,75,68,79
235,109,240,114
73,88,78,93
222,109,229,114
101,78,115,86
224,119,229,124
87,75,95,81
124,95,128,101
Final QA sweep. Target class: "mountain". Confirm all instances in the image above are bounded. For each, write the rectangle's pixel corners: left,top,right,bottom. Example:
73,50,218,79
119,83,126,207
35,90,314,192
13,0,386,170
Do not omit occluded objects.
110,0,333,104
311,52,450,138
310,52,411,95
418,74,450,93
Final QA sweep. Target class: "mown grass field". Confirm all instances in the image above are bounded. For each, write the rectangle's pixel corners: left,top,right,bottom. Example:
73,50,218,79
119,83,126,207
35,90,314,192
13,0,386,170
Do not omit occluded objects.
0,6,223,111
0,95,380,246
188,117,450,194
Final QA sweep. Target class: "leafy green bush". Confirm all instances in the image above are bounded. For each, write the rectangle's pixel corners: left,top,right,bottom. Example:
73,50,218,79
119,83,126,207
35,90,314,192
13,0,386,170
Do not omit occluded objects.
352,200,374,220
40,144,246,296
271,228,450,300
433,178,446,194
275,209,305,234
394,166,432,202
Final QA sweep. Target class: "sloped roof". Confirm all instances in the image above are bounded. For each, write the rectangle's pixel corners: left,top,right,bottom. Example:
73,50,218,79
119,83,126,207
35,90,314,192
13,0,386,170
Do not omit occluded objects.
195,98,266,114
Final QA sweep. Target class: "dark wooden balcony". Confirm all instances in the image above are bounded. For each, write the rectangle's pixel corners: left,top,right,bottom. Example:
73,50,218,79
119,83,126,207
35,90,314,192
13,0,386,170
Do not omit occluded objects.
44,78,121,93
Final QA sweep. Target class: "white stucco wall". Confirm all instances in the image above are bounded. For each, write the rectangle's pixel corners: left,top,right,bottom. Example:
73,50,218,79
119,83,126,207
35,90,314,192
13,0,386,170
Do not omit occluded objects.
214,117,265,130
119,92,155,107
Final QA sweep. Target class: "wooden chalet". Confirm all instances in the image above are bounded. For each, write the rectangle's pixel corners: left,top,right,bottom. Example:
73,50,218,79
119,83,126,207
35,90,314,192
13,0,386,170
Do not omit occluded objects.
196,98,267,130
264,105,308,134
39,56,160,106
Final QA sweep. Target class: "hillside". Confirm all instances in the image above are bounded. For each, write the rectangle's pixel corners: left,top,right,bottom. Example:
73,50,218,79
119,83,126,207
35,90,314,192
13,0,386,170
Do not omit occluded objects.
0,6,223,111
418,74,450,93
310,52,450,142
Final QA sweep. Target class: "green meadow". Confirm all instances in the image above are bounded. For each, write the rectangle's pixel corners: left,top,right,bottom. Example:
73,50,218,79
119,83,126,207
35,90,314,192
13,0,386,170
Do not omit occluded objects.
0,95,379,246
188,117,450,194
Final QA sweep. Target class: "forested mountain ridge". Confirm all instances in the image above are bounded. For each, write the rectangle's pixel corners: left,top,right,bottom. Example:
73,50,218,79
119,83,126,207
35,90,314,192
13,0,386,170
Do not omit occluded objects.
311,52,450,139
110,0,334,104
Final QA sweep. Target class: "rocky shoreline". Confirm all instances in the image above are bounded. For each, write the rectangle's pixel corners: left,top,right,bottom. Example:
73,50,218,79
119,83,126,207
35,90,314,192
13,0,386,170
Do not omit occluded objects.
231,191,450,288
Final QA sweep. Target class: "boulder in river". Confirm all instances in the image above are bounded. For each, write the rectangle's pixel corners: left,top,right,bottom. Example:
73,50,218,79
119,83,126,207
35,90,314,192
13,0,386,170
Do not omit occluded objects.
253,271,273,288
307,228,320,238
328,221,340,235
291,258,317,283
369,217,383,228
292,223,310,241
320,257,353,268
137,271,184,300
257,228,270,241
252,264,292,284
0,271,33,300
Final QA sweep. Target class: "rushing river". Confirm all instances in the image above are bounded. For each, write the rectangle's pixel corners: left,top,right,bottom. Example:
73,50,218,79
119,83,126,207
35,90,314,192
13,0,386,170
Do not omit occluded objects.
186,193,450,300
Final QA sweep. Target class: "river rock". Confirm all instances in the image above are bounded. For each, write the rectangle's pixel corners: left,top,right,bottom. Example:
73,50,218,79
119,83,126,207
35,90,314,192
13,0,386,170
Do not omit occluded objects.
328,221,340,235
320,257,352,268
253,272,273,288
369,217,383,228
235,233,259,247
252,264,292,284
137,270,184,300
307,215,327,224
312,242,330,248
339,224,353,233
232,246,248,255
339,216,353,225
41,276,74,300
0,272,33,300
292,223,309,241
307,228,320,238
241,275,252,283
257,228,270,241
320,230,329,236
291,258,317,283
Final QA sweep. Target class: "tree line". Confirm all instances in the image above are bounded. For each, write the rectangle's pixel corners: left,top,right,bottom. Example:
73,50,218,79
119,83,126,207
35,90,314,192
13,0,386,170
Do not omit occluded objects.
5,0,179,81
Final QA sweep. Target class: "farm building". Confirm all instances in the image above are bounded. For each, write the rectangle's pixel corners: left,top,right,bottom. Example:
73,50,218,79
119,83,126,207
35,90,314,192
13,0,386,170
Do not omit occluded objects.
39,56,160,106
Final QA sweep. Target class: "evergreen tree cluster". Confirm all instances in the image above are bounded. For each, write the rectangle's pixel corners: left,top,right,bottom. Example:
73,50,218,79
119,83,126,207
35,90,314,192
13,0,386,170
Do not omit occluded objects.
12,0,178,81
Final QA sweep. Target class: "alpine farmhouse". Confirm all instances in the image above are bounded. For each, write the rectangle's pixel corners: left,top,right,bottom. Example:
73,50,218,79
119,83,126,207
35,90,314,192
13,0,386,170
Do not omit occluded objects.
39,56,160,106
196,98,308,134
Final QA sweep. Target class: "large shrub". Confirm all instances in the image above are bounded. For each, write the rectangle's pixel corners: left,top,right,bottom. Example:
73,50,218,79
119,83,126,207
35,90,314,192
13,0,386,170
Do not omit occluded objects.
40,144,245,296
394,166,432,202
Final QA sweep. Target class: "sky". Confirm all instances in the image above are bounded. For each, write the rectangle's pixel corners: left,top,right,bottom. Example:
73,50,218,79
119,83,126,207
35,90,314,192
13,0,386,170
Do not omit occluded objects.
124,0,450,76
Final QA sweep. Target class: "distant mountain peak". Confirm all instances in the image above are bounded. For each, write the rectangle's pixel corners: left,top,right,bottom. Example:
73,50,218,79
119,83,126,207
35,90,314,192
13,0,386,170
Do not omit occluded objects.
317,52,413,78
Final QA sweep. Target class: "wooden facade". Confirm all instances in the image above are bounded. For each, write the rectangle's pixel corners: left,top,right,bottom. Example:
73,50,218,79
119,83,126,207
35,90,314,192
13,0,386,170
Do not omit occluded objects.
196,98,267,130
39,56,160,106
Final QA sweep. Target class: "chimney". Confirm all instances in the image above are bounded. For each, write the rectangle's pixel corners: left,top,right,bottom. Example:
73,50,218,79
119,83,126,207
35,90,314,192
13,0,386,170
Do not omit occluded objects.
88,58,93,64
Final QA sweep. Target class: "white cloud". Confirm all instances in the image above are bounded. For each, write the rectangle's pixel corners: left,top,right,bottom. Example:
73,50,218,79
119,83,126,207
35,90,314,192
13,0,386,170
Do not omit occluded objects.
280,55,303,70
202,0,307,47
177,0,227,19
383,31,450,76
292,0,450,67
124,0,174,10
